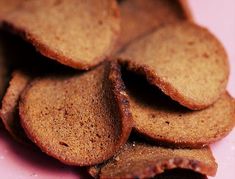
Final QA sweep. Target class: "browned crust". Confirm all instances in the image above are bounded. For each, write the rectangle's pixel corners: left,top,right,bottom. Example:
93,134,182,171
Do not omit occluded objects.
101,157,216,178
132,92,235,149
119,59,204,110
88,167,208,179
119,55,228,111
19,79,74,164
115,0,194,54
108,61,134,148
2,0,120,70
103,158,216,178
178,0,194,21
19,62,133,166
113,59,232,148
0,0,22,22
118,22,229,110
0,71,31,143
89,145,217,178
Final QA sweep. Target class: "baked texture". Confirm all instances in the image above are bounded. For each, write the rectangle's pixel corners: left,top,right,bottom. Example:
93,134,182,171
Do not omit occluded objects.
2,0,120,70
19,62,133,166
0,0,21,20
178,0,193,21
122,71,235,148
0,31,76,143
0,28,66,100
118,22,229,110
89,142,217,178
116,0,192,52
0,71,30,143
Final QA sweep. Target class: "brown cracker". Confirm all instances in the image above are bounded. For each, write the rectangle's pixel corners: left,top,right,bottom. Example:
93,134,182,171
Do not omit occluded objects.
0,71,30,143
89,142,217,178
116,0,192,52
19,62,132,166
0,0,21,20
118,22,229,110
122,70,235,148
2,0,120,70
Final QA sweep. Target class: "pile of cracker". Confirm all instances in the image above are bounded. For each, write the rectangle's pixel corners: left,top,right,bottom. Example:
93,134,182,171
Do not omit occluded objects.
0,0,234,178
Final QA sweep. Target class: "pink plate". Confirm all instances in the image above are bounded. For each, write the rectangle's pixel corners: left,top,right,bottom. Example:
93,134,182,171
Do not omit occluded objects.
0,1,235,178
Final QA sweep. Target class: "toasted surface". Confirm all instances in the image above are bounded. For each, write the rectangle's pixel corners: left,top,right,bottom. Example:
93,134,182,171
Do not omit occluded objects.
0,71,30,143
3,0,120,69
123,71,235,148
178,0,193,21
19,62,132,166
0,29,66,99
0,0,21,20
116,0,191,52
89,142,217,178
119,22,229,110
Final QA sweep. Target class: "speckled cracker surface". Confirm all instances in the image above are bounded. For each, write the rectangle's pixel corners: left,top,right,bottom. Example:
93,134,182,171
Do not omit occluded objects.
3,0,120,69
19,62,132,166
119,22,229,110
89,142,217,178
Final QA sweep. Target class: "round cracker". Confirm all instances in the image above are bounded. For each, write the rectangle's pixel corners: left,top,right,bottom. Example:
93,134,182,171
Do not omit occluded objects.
116,0,191,52
122,71,235,148
0,0,22,20
19,62,133,166
89,142,217,178
2,0,120,70
0,71,30,143
119,22,229,110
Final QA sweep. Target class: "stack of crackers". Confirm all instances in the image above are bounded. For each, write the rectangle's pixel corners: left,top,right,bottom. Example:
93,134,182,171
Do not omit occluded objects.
0,0,234,178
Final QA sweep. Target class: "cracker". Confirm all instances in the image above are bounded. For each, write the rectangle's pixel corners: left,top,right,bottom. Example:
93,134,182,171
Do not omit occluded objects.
89,142,217,178
0,0,21,20
2,0,120,69
19,62,132,166
116,0,192,52
0,71,30,143
119,22,229,110
122,70,235,148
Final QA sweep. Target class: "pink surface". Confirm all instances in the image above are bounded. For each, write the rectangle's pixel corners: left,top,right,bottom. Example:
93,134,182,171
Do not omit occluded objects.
0,1,235,179
188,1,235,179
